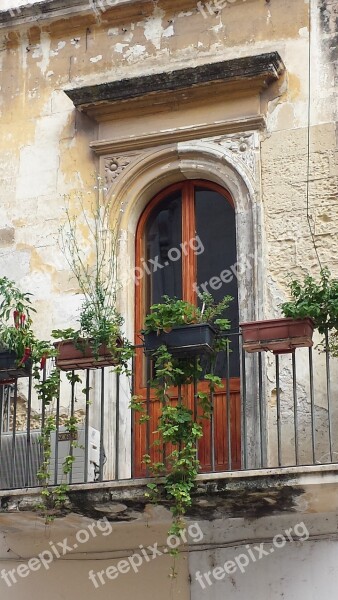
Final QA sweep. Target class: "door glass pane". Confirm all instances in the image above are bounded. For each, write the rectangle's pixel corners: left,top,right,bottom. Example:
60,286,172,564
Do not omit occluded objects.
145,191,183,309
195,187,239,377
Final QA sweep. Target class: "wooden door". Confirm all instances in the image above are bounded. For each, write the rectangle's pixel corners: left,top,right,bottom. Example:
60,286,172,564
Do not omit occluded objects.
133,181,241,477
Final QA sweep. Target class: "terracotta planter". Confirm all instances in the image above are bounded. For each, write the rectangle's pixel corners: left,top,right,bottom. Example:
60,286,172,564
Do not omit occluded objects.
54,337,123,371
240,317,315,354
143,323,217,357
0,349,31,379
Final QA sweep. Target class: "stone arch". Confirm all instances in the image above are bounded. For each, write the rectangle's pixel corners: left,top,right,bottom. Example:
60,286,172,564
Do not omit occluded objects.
108,139,263,340
107,138,264,475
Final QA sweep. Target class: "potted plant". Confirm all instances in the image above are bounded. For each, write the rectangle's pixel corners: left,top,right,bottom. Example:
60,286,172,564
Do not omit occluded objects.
240,317,315,354
240,268,338,354
52,179,133,372
52,301,128,371
143,293,233,356
0,277,55,379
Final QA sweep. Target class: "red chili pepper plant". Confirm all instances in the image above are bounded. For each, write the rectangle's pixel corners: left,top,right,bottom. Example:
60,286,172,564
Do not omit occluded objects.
0,277,56,379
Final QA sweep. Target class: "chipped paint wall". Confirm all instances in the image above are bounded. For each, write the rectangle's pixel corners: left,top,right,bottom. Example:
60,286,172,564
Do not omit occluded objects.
0,1,337,477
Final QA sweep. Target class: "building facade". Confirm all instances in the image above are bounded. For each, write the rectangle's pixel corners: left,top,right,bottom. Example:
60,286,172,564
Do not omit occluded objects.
0,0,338,598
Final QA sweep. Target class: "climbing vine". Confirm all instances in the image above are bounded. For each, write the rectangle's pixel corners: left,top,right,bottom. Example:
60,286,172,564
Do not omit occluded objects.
141,346,224,539
35,369,82,521
133,293,232,540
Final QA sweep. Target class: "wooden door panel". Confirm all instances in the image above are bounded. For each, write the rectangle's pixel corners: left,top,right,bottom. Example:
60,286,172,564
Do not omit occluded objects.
133,181,242,478
198,389,241,471
133,378,241,478
133,389,183,479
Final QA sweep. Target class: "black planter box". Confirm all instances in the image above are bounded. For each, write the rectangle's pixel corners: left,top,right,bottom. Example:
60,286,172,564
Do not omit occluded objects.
143,323,216,357
0,350,31,379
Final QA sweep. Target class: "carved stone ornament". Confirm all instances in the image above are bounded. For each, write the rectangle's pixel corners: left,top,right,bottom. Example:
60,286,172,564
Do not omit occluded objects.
104,156,133,190
214,132,258,176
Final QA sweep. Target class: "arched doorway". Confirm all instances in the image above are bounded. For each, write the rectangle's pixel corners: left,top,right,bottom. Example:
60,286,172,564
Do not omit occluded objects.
133,180,242,477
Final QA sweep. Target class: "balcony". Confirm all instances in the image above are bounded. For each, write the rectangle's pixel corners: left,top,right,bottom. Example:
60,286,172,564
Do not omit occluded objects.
0,332,337,493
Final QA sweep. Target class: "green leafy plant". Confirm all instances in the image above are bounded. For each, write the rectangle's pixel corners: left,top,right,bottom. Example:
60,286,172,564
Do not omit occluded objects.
135,293,232,538
36,415,56,489
36,410,80,521
35,368,61,406
142,345,221,540
53,178,134,372
143,293,233,335
36,414,58,521
0,278,77,519
143,297,199,334
281,267,338,334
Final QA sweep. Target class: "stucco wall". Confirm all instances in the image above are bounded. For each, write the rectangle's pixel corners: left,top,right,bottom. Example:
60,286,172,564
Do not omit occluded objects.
1,508,338,600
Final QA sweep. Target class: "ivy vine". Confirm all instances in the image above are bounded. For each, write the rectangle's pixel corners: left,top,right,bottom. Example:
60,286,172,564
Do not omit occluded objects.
133,340,228,541
35,369,82,522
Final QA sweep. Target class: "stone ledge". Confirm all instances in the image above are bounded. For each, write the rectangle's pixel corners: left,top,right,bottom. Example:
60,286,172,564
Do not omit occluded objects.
1,465,338,522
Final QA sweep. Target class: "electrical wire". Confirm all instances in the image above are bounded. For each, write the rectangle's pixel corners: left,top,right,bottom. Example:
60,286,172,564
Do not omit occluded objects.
306,0,323,270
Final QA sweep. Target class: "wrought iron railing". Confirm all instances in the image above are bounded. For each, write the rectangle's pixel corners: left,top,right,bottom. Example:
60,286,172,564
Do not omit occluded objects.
0,334,337,491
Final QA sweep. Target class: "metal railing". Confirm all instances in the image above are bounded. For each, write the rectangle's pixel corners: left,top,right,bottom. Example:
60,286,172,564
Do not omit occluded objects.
0,333,337,491
241,342,338,470
0,367,124,490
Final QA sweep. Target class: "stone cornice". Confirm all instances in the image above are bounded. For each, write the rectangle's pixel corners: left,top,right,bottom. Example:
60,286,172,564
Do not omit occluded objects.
90,116,266,155
65,52,285,117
